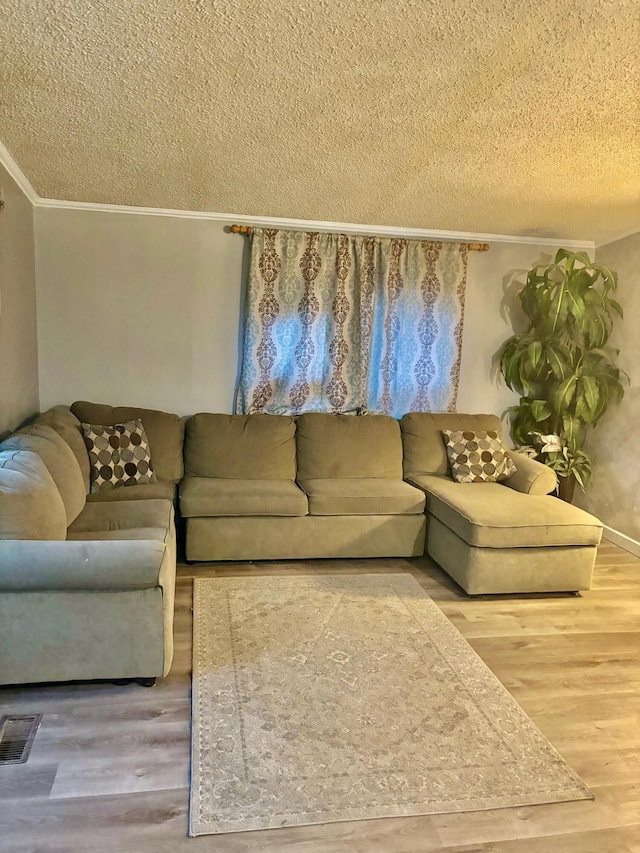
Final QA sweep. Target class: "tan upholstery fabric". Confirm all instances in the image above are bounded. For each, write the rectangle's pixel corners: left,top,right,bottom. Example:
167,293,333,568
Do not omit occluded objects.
401,412,502,477
409,473,602,548
85,480,176,503
180,477,308,517
0,506,176,684
69,498,173,536
296,413,402,479
299,478,425,516
67,527,171,542
71,401,185,483
2,425,86,525
504,450,558,496
67,503,175,677
0,450,67,540
186,514,426,561
0,538,169,590
0,589,167,684
427,516,596,594
33,406,90,492
185,413,297,479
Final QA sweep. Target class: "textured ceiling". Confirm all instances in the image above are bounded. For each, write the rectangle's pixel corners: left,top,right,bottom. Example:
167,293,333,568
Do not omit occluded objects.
1,0,639,242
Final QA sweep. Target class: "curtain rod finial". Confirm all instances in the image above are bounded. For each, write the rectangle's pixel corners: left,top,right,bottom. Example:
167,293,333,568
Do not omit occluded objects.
230,224,252,235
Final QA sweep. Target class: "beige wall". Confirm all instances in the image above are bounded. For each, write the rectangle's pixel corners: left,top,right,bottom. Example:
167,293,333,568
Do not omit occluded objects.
35,208,244,415
0,163,39,436
575,230,640,541
35,206,557,426
458,242,557,416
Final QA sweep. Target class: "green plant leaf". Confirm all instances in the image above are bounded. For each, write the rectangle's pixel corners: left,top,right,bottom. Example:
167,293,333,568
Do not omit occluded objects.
546,344,569,379
553,375,577,414
531,399,551,421
528,340,542,369
581,375,599,418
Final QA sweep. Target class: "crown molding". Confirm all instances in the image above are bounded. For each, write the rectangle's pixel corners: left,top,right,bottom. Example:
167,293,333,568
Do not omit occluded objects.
0,136,596,248
595,224,640,249
0,140,39,204
35,198,596,249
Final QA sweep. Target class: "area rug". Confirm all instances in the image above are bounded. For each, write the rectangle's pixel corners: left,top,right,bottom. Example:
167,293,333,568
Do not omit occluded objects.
189,574,591,836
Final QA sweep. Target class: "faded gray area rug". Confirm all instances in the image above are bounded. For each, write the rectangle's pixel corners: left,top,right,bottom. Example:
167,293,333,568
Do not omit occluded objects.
190,574,591,836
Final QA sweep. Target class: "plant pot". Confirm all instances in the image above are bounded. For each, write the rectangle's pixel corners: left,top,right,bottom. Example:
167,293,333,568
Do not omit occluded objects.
557,475,576,504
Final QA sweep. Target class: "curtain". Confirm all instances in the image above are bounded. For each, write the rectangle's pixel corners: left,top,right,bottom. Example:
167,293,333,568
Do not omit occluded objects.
236,228,468,418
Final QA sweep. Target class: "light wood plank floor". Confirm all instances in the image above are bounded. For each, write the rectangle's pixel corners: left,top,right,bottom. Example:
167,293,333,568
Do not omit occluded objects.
1,543,639,852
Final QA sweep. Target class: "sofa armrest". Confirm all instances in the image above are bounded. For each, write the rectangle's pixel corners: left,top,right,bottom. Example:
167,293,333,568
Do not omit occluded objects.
503,451,557,496
0,539,167,592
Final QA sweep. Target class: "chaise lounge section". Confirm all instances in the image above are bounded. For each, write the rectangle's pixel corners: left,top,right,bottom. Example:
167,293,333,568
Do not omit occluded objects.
401,412,603,594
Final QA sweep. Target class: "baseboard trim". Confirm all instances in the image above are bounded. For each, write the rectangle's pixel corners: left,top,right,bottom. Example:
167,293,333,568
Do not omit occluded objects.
602,525,640,557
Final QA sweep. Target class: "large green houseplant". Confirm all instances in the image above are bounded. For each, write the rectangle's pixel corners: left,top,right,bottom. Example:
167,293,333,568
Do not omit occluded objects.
498,249,627,501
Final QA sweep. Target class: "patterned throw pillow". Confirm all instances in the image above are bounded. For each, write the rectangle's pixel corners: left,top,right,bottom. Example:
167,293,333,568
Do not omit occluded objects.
441,429,517,483
81,419,157,493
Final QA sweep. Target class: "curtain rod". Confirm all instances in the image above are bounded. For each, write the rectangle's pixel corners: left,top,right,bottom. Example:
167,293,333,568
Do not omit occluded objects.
229,223,489,251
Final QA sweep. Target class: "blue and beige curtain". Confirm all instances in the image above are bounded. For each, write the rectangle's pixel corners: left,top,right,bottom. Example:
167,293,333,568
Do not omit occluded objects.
236,229,468,418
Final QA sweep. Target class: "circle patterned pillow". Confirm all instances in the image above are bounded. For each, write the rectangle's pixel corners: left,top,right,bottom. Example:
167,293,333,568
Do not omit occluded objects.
81,419,157,493
441,429,517,483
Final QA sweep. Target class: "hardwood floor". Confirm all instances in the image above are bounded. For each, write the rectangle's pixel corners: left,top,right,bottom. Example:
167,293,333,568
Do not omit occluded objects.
1,543,639,852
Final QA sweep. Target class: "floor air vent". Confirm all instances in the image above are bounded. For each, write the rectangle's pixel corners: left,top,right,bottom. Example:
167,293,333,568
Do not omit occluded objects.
0,714,42,765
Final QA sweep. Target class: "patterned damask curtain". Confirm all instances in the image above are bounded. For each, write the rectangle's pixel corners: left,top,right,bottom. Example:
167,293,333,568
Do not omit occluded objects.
236,228,468,418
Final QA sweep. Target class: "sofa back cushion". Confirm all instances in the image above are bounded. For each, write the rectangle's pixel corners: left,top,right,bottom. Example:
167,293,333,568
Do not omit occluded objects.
185,414,297,479
400,412,503,476
296,413,403,479
2,425,86,525
0,450,67,540
71,401,185,483
34,406,90,493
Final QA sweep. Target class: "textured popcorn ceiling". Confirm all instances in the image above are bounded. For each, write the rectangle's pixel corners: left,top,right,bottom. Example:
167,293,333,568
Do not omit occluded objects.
1,0,639,241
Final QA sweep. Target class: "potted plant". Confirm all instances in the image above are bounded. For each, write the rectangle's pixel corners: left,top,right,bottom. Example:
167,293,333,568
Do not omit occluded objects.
498,249,627,502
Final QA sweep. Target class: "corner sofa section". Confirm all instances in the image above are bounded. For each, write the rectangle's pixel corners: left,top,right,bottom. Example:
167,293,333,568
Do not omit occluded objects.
180,412,426,561
0,410,177,686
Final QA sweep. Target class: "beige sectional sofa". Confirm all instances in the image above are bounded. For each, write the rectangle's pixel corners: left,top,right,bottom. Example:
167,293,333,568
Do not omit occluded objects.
180,412,427,561
0,401,604,687
0,408,177,686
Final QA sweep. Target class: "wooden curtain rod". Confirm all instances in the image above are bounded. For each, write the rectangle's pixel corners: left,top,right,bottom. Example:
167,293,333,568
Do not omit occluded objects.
229,224,489,251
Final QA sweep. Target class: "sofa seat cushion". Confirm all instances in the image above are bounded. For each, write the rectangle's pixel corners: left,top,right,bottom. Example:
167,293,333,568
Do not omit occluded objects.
67,526,169,543
69,499,173,536
179,477,308,518
299,478,426,516
408,473,602,548
85,481,176,503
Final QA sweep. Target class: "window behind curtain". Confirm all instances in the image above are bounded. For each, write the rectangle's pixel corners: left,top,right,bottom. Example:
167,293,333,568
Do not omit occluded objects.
236,228,468,418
